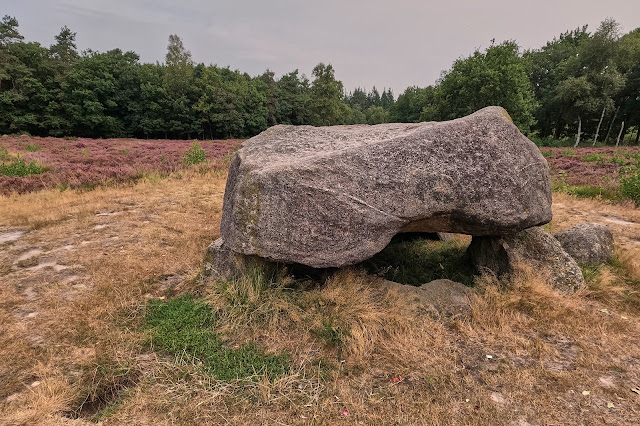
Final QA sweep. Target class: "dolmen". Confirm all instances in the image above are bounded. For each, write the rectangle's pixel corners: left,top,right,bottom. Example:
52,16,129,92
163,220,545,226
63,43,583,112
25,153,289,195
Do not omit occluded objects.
205,106,612,291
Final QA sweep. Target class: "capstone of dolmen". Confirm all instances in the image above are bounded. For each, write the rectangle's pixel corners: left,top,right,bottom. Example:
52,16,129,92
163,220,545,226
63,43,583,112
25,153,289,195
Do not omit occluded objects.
217,106,552,269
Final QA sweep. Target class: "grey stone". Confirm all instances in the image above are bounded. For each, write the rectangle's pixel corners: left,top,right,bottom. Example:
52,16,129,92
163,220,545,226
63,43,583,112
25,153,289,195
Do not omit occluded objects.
554,223,614,265
203,238,263,279
220,106,552,268
436,232,456,242
383,279,473,318
467,227,585,291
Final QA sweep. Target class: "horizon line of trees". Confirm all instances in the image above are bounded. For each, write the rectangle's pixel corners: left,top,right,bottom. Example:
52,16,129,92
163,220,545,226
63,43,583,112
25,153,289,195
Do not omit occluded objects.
1,15,639,144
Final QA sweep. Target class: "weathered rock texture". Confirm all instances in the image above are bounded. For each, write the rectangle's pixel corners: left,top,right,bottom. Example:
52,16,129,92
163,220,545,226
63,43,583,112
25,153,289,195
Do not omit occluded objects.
220,106,552,268
384,279,474,318
467,227,585,291
554,223,614,265
204,238,267,279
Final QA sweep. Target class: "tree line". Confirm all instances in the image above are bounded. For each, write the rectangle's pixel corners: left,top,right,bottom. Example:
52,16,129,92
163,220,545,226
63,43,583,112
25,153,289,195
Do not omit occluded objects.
1,16,639,143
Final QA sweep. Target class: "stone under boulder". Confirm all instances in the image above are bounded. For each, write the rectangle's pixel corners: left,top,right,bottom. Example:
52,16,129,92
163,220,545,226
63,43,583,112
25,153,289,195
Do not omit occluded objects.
382,279,474,318
204,238,266,280
554,223,614,265
219,106,552,269
467,227,585,291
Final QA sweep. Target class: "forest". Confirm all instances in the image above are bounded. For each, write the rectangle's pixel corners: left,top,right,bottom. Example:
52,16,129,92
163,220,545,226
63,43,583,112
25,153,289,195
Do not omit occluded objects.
0,16,639,144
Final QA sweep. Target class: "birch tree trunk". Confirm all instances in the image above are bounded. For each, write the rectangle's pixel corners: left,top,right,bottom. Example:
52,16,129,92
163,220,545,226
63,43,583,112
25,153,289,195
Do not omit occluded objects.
616,120,625,147
592,107,606,146
574,116,582,148
604,106,620,143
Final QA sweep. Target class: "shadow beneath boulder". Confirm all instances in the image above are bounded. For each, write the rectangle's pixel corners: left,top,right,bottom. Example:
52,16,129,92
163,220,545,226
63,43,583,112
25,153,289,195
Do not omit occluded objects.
360,233,476,286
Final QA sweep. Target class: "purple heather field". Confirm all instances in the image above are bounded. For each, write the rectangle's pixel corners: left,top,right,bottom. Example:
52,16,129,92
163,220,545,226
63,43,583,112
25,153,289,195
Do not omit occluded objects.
0,137,243,195
1,136,639,195
543,146,640,188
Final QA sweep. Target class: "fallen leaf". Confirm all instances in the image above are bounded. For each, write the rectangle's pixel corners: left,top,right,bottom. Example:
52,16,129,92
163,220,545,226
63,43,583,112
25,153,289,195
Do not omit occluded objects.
607,402,615,408
582,391,590,396
599,309,609,314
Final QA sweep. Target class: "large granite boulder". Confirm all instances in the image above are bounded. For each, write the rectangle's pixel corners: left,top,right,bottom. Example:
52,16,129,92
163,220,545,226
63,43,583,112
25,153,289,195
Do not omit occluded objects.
554,223,614,265
467,227,585,291
219,106,552,269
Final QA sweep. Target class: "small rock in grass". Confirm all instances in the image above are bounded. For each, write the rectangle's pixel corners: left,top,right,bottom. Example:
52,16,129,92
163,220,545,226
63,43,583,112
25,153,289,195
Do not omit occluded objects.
383,278,473,318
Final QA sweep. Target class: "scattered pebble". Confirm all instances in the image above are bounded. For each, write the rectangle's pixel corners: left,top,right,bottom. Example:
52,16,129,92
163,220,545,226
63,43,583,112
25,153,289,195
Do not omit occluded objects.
490,392,507,405
599,376,615,388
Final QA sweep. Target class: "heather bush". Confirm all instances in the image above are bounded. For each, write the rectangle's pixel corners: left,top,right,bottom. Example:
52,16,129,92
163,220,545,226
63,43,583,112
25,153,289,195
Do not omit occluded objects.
182,141,207,165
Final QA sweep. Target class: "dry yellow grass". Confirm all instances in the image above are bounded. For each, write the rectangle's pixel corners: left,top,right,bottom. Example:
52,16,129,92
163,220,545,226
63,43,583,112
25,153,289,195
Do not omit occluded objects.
1,174,640,425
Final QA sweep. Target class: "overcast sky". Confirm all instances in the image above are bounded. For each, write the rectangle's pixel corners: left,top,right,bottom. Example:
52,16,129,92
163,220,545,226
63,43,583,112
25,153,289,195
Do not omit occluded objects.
6,1,640,93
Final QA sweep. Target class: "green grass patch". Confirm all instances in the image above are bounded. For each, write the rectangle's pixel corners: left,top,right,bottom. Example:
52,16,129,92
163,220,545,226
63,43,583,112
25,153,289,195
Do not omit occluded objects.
528,136,575,148
315,319,350,349
582,153,605,163
610,156,627,166
552,180,622,202
0,156,44,177
24,143,41,152
362,235,475,286
182,141,206,166
620,165,640,205
145,295,288,381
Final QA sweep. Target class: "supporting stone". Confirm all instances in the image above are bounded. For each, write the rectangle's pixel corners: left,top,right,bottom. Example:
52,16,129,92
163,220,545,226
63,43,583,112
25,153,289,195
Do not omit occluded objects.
467,227,585,292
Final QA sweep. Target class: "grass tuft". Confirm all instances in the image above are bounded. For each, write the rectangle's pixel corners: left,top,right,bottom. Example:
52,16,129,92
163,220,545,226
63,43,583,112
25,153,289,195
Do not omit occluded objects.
145,294,289,381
